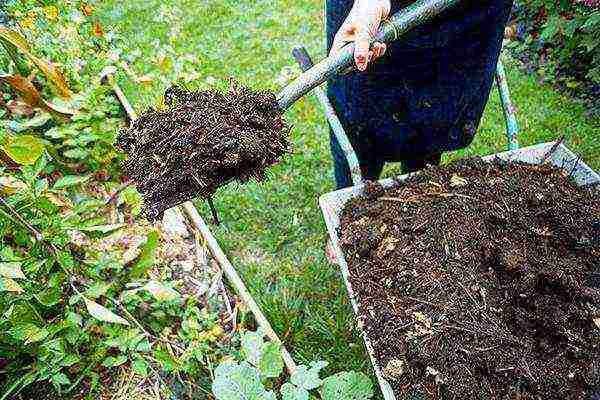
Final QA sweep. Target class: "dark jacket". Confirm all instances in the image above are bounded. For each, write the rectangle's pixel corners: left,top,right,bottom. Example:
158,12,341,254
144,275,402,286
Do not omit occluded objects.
326,0,514,161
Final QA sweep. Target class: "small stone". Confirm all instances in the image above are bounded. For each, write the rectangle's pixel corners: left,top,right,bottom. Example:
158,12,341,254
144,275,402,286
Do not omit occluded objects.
383,359,405,380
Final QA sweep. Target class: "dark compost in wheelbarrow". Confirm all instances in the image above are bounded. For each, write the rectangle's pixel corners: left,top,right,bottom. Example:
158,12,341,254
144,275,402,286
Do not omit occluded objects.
339,159,600,399
116,84,290,219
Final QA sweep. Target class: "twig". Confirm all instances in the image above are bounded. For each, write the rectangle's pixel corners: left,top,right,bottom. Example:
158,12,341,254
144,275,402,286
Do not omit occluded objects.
0,196,43,241
541,135,566,163
406,296,446,309
207,197,220,225
105,181,132,206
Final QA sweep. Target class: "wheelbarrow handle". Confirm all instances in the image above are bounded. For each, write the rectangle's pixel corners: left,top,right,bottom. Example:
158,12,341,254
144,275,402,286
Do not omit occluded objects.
277,0,462,111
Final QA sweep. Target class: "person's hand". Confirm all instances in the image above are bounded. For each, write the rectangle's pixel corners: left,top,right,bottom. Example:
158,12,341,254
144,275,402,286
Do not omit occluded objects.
330,0,391,71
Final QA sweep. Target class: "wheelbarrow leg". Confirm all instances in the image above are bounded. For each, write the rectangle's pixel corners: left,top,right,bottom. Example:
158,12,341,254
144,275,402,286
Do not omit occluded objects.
292,45,364,187
495,59,520,151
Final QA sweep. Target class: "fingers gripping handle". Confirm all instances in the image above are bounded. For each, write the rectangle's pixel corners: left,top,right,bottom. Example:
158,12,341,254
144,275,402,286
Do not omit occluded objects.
277,0,462,111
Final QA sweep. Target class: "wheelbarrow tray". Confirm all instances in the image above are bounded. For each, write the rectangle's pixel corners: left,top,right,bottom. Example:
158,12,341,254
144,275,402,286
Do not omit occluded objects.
319,142,600,400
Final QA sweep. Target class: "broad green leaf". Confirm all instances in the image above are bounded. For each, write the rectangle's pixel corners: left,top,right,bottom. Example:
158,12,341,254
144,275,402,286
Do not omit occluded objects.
212,361,276,400
63,148,89,159
241,329,266,367
541,16,562,40
10,323,49,344
84,281,112,299
1,134,44,165
281,383,309,400
131,230,159,277
78,223,125,234
51,372,70,387
144,280,180,302
0,262,25,279
52,175,90,189
0,277,24,293
34,286,62,306
84,297,130,325
132,358,149,376
60,354,80,367
66,312,82,326
102,355,128,367
320,371,373,400
4,113,51,133
290,361,328,390
258,342,283,378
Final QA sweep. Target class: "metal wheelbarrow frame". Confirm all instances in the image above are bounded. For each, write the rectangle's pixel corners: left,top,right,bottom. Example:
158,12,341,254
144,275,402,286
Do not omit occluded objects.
291,46,600,399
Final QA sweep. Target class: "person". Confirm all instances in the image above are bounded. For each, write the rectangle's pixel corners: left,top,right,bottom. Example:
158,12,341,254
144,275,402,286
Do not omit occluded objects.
325,0,513,262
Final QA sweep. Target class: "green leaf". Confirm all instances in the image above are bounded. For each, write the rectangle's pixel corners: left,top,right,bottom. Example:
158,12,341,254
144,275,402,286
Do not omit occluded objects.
0,262,25,279
102,355,128,368
60,354,80,367
84,297,130,325
144,280,180,302
10,323,49,344
212,361,276,400
290,361,328,390
1,134,44,165
241,328,265,366
84,281,112,299
320,371,373,400
4,113,51,133
63,148,89,159
0,277,24,293
541,16,562,40
52,175,90,189
51,372,70,387
34,286,62,306
131,230,159,277
132,358,149,376
259,342,283,378
280,383,309,400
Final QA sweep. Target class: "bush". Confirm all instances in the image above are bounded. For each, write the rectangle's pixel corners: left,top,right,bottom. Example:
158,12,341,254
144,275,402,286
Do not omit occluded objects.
511,1,600,85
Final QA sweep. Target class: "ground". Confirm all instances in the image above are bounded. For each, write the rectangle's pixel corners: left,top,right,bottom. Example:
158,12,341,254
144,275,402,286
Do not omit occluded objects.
97,0,600,394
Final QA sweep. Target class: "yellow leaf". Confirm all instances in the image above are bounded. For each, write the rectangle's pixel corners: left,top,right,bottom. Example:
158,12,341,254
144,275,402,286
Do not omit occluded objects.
135,75,154,85
0,176,27,195
0,27,73,99
43,6,59,21
45,193,72,208
0,277,24,293
157,55,172,72
1,135,45,166
20,17,36,31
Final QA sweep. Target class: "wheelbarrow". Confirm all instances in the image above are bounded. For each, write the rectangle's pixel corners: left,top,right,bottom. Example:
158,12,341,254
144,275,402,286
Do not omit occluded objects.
291,36,600,400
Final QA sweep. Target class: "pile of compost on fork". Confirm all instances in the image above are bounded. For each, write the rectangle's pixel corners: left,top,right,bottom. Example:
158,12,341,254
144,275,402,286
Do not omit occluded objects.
339,159,600,400
116,83,290,219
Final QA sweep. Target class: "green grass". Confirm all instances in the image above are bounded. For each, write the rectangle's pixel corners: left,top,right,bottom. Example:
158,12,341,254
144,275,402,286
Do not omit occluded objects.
97,0,599,396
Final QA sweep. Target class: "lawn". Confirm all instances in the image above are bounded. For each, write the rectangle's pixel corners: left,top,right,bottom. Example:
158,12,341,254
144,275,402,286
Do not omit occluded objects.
97,0,600,395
